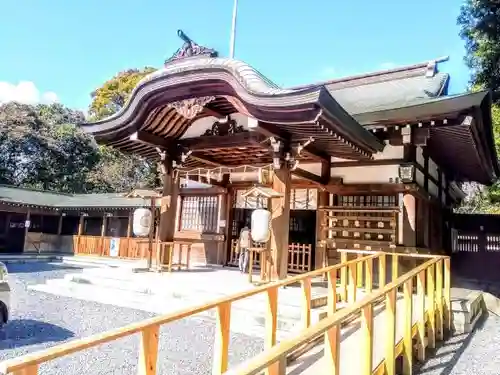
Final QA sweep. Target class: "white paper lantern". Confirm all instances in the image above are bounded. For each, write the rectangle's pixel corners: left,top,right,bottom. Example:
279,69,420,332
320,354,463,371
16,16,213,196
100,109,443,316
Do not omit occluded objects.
133,208,152,237
251,209,271,243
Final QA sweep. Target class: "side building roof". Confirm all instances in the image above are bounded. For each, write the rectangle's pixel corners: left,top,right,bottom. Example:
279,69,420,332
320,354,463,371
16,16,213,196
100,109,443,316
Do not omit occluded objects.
0,180,210,211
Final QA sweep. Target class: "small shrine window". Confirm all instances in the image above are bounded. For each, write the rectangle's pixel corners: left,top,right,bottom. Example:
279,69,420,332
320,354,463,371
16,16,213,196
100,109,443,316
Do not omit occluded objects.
179,195,218,233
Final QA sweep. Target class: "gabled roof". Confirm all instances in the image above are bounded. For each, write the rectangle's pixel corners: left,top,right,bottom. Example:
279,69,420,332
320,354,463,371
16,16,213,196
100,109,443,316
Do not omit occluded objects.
294,57,450,117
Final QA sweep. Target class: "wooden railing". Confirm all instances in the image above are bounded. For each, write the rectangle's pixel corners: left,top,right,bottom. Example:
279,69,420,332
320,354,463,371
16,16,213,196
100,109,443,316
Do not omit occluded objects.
288,243,312,273
228,239,313,273
0,253,380,375
226,252,451,375
0,251,449,375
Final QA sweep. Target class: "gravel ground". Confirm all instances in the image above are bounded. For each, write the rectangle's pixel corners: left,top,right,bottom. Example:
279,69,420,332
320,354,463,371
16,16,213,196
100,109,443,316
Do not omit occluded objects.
0,263,263,375
416,315,500,375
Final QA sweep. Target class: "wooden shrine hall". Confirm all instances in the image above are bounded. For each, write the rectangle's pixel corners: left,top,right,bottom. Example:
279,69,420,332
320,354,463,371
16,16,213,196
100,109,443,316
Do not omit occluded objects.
80,30,499,281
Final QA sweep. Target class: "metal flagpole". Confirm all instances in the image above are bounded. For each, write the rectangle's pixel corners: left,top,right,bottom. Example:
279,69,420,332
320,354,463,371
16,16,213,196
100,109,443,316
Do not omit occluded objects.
229,0,239,58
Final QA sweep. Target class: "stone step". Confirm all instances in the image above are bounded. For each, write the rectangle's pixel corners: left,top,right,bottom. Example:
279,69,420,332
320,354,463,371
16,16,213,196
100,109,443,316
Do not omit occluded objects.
63,270,345,315
60,256,147,269
63,273,156,295
451,290,486,334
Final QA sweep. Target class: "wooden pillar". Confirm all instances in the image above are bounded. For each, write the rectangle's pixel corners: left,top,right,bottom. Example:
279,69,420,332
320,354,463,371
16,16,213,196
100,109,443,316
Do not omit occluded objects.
402,193,416,247
100,214,108,255
57,213,64,250
23,210,31,253
57,214,64,236
221,176,233,266
269,166,292,280
315,160,330,271
158,158,180,267
126,210,133,258
127,211,133,238
76,214,84,254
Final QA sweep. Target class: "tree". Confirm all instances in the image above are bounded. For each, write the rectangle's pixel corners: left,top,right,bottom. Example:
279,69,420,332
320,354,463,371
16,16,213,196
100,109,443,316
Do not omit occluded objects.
0,102,99,192
458,1,500,95
86,67,161,192
85,146,160,193
88,67,156,121
458,2,500,213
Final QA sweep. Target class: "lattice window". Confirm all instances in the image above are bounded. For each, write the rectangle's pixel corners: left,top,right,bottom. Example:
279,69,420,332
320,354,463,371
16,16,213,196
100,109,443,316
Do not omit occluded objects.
291,189,317,210
180,195,218,233
338,195,397,207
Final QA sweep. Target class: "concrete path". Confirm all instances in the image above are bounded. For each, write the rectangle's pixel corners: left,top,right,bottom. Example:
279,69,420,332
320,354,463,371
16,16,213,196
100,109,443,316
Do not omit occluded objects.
288,293,428,374
29,265,364,342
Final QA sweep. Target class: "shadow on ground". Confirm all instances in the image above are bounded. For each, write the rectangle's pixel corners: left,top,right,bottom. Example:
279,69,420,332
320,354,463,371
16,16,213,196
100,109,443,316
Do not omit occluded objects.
5,262,82,274
0,319,74,349
414,315,486,375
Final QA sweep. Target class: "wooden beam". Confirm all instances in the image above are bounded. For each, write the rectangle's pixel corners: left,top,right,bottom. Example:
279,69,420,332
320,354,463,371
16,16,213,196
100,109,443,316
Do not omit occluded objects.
388,127,430,147
249,121,289,141
179,186,227,195
130,131,169,148
182,173,225,187
331,158,404,168
180,132,267,151
250,121,330,163
324,183,413,195
292,168,324,186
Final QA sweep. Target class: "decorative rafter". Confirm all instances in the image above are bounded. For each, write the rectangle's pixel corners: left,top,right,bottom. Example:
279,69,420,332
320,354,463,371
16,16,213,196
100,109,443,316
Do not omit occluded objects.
202,116,245,137
167,96,216,120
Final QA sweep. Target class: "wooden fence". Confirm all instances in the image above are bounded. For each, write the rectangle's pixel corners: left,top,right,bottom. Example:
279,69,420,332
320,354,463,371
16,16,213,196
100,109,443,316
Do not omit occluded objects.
0,251,450,375
74,235,154,259
228,239,313,273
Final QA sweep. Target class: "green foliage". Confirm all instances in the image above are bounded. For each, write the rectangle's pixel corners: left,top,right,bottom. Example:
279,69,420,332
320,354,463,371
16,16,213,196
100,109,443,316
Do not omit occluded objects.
84,67,161,193
85,146,160,193
0,102,98,192
458,1,500,213
88,67,156,121
0,68,161,194
458,0,500,95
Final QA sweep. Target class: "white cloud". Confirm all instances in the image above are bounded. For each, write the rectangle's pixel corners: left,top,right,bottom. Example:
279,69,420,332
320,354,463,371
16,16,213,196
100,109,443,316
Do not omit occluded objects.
0,81,59,105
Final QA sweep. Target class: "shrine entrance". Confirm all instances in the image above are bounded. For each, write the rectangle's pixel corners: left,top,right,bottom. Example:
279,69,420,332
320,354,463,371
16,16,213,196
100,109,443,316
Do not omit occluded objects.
227,188,317,273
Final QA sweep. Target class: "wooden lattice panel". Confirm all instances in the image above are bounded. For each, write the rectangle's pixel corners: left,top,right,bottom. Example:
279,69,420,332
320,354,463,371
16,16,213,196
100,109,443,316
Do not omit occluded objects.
319,206,399,251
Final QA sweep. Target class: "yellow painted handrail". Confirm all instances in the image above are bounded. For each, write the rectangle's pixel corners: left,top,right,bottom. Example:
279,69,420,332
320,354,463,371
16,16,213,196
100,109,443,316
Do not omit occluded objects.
0,253,381,374
0,251,450,375
225,255,451,375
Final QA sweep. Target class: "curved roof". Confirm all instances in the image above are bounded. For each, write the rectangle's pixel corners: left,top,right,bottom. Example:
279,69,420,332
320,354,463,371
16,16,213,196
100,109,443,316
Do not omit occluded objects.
80,34,384,164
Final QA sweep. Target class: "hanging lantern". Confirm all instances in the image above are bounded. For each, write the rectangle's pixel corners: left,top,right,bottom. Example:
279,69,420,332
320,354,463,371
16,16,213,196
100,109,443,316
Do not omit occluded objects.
133,208,152,237
251,209,271,243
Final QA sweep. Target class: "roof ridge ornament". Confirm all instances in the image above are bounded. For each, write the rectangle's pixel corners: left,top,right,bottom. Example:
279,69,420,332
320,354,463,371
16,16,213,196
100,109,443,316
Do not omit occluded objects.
165,29,218,65
425,60,437,78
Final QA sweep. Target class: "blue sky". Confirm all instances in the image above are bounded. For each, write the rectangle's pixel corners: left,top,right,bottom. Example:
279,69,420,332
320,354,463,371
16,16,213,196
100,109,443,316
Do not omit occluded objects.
0,0,469,111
